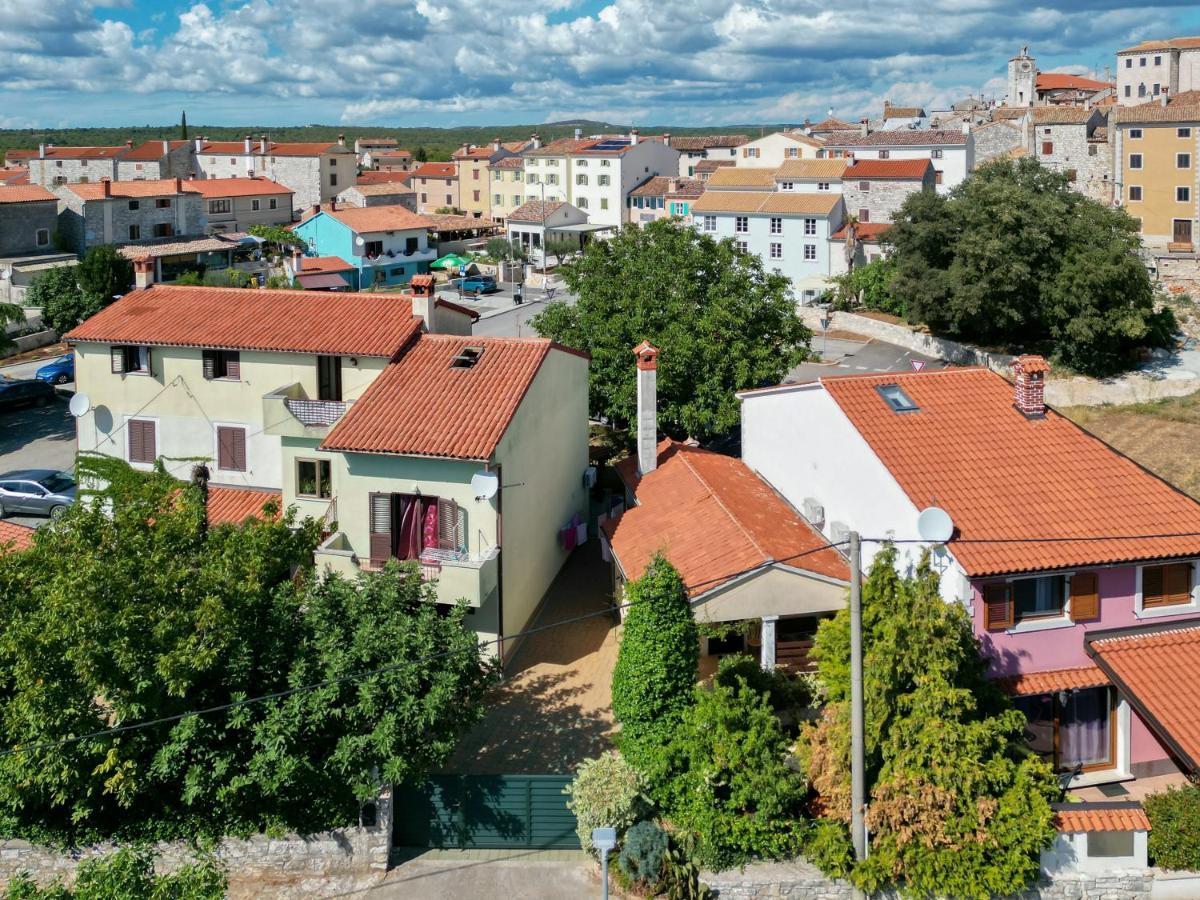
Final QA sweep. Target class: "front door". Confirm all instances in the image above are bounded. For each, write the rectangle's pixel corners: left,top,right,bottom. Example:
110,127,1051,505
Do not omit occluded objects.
1174,219,1193,245
317,355,342,402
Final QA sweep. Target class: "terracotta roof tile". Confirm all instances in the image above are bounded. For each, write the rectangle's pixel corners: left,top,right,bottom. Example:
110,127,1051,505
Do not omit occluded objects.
298,255,356,274
65,178,194,200
818,368,1200,576
1114,105,1200,125
629,176,705,198
186,177,291,198
996,663,1109,696
320,335,564,460
411,163,457,179
695,160,735,174
325,204,429,233
703,168,779,189
883,104,926,118
992,107,1029,121
691,191,841,216
810,117,856,132
0,521,34,553
491,157,524,170
669,135,748,151
0,184,56,203
774,159,850,179
0,169,30,186
845,158,933,179
115,234,245,260
605,441,849,596
1031,107,1095,125
38,146,126,159
1118,36,1200,54
1053,804,1150,833
831,221,891,241
122,140,189,161
421,213,498,232
206,486,281,526
268,142,350,157
825,129,969,147
65,285,423,358
1089,623,1200,771
507,199,566,222
343,181,414,197
1036,73,1112,92
355,171,414,186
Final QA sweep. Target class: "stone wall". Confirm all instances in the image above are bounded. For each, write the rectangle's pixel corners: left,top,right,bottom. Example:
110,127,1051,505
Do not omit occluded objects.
973,121,1023,163
54,191,207,252
28,157,120,187
0,200,58,255
841,178,925,225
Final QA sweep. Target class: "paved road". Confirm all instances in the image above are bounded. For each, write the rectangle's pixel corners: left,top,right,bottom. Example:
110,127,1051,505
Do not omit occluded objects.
362,852,596,899
0,397,77,530
0,355,74,388
466,286,579,339
786,333,945,383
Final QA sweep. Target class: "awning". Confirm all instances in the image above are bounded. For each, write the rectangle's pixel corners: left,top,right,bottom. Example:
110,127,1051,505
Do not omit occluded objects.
297,272,349,290
996,663,1109,697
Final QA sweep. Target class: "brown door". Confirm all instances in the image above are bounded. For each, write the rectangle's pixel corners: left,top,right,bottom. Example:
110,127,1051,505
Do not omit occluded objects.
1174,219,1193,244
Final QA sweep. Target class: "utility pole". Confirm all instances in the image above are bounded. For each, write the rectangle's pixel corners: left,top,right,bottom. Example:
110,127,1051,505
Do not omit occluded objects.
849,531,866,865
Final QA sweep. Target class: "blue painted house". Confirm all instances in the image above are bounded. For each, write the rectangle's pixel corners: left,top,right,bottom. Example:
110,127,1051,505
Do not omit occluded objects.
293,203,436,290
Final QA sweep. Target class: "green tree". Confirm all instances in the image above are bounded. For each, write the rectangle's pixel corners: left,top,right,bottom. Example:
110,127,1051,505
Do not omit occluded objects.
802,546,1058,898
0,459,496,844
610,556,698,775
180,110,188,141
544,236,581,264
75,245,134,305
1145,784,1200,869
0,302,24,354
886,158,1173,376
247,224,306,256
24,265,102,336
828,256,902,316
414,146,428,163
531,219,810,440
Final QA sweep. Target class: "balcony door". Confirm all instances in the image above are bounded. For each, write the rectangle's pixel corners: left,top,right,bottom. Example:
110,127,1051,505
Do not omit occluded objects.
1174,219,1193,245
369,492,462,567
317,355,342,402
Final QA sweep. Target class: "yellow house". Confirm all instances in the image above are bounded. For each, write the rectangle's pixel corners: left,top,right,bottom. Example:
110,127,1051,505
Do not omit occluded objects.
452,140,525,220
64,276,590,658
1113,104,1200,249
489,157,526,225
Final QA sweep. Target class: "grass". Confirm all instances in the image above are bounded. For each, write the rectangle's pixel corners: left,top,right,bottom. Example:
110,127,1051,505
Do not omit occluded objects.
1060,391,1200,499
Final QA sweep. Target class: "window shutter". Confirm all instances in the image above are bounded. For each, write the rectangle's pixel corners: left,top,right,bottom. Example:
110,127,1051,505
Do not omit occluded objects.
983,583,1013,631
231,428,246,471
1070,572,1100,622
1166,562,1192,606
111,346,125,374
202,350,216,380
217,426,246,471
1143,565,1165,607
128,420,143,462
369,493,392,566
437,498,459,552
225,352,240,380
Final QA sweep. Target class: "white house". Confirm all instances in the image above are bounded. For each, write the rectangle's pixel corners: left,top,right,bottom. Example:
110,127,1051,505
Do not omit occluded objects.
669,135,748,177
735,131,825,168
772,159,850,194
821,128,974,194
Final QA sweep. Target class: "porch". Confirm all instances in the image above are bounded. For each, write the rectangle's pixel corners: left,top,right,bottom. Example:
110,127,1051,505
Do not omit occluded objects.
262,382,352,439
698,612,829,679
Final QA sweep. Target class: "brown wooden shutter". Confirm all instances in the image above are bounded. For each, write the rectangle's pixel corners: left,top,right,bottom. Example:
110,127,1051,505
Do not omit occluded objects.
217,426,246,471
1143,565,1165,608
225,352,240,380
1070,572,1100,622
111,346,125,374
128,419,154,463
202,350,216,380
369,493,392,566
437,498,459,552
1166,562,1192,606
983,583,1013,631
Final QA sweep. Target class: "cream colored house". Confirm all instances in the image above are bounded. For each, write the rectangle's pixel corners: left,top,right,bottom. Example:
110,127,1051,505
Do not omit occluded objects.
734,131,825,168
65,276,590,658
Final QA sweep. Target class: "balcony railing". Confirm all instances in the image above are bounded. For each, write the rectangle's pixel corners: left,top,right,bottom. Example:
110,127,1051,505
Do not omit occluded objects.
263,383,352,438
285,397,347,426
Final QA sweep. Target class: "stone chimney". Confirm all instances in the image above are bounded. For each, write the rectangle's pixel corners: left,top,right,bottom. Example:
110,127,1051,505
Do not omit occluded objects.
260,135,268,154
859,119,869,137
38,143,45,159
243,135,252,154
531,132,542,150
668,177,679,193
1161,87,1170,108
630,128,640,145
409,273,438,332
633,341,659,476
133,257,154,290
1012,354,1049,418
292,249,304,274
338,133,346,147
962,119,971,135
162,140,170,154
194,137,203,153
493,137,501,151
101,178,111,198
663,131,671,146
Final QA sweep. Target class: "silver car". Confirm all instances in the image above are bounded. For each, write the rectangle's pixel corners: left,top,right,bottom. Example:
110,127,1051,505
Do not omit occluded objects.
0,469,77,519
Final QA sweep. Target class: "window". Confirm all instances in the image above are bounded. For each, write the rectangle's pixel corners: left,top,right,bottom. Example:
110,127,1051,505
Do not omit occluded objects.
598,175,610,186
577,197,588,209
126,419,156,464
931,148,943,159
1124,85,1131,98
127,224,141,240
1125,58,1132,68
494,193,502,205
546,175,558,185
817,181,830,191
330,174,338,186
576,159,587,167
1089,145,1098,157
128,200,140,211
296,458,332,499
878,149,890,159
1042,141,1054,156
215,425,247,472
208,199,231,214
1088,832,1136,858
576,174,588,185
111,345,151,375
780,180,794,190
858,208,871,222
934,170,944,185
1012,575,1067,621
201,349,240,380
1180,128,1193,139
1129,185,1143,201
364,239,383,257
1129,153,1143,170
248,198,259,211
859,180,870,191
1154,83,1161,96
770,217,782,235
735,240,748,253
1140,57,1147,67
1179,153,1192,169
1130,128,1143,140
152,223,172,238
1155,55,1162,66
786,147,799,158
803,243,816,261
769,242,782,259
600,198,608,210
472,190,480,202
229,158,236,165
876,383,917,412
1013,686,1116,772
35,229,49,247
1139,84,1147,98
317,355,342,402
472,169,478,180
703,215,716,232
513,195,521,205
744,147,760,158
803,217,816,235
420,192,427,203
330,158,337,166
1178,186,1192,203
601,159,610,167
368,493,465,566
1141,561,1194,609
734,216,749,233
155,198,171,209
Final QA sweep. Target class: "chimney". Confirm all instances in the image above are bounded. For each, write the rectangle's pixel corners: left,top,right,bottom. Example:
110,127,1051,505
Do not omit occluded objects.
663,132,671,146
827,106,834,118
668,177,679,193
292,249,304,274
329,199,337,211
337,133,346,147
174,177,182,194
243,135,252,154
38,143,45,159
630,128,640,145
962,119,971,135
194,137,203,153
1012,355,1049,418
531,132,542,149
633,341,659,476
859,119,869,137
126,139,134,149
310,203,320,218
133,257,154,290
409,274,438,332
162,139,170,155
101,178,111,198
260,135,268,154
1161,87,1169,108
493,136,501,151
574,128,582,140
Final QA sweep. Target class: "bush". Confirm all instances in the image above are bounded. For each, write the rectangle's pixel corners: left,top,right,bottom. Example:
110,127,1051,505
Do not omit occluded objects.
804,818,854,879
619,819,669,886
711,654,817,715
3,847,226,898
661,831,713,900
1146,784,1200,870
563,751,650,858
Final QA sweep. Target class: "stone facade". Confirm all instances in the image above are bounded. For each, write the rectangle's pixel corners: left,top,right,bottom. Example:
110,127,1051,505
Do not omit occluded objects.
116,143,196,181
0,200,58,255
973,120,1024,162
842,176,930,224
337,185,418,211
54,188,206,253
202,192,293,233
1028,110,1112,203
197,144,355,214
28,156,120,188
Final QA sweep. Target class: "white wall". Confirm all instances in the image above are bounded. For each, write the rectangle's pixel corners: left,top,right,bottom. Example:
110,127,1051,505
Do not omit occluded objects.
830,139,973,193
736,133,820,168
1040,831,1148,875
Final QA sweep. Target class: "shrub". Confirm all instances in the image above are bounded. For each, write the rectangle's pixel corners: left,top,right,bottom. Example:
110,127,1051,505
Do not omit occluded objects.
2,848,226,898
1146,784,1200,870
619,819,669,886
661,831,714,900
804,818,854,879
563,751,650,858
711,654,817,715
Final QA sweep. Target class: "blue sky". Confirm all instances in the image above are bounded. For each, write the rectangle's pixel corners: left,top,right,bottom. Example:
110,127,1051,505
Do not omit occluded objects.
1,1,1199,129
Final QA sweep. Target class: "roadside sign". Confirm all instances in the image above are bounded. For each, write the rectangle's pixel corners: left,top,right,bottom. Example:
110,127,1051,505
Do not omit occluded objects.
820,318,830,331
910,359,927,372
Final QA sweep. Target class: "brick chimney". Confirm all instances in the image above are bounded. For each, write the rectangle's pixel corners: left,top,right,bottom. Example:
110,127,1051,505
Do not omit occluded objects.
633,341,659,476
133,257,154,290
409,273,438,332
1013,354,1049,418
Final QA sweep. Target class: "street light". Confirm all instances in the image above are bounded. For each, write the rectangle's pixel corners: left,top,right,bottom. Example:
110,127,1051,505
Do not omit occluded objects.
592,827,617,900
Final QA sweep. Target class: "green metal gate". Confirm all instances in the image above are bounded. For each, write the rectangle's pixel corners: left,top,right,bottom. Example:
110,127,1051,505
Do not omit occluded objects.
393,774,580,850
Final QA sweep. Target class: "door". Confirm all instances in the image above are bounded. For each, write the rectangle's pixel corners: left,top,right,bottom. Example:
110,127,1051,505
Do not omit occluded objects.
317,355,342,402
1174,219,1193,245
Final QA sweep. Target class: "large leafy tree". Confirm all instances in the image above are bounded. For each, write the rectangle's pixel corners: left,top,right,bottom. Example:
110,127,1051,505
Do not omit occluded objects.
0,459,496,843
887,158,1174,376
23,266,101,337
802,546,1058,898
75,245,134,304
531,219,810,440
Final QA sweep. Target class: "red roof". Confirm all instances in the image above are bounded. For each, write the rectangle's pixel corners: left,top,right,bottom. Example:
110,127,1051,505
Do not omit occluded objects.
0,169,30,186
0,521,34,553
1037,73,1113,92
1089,623,1200,772
831,221,891,242
122,140,189,161
411,163,457,179
38,146,125,159
66,179,194,200
207,486,281,526
997,663,1108,696
324,204,429,233
817,368,1200,576
65,285,423,358
321,335,570,460
4,149,37,162
1054,805,1150,833
605,441,850,596
356,171,414,186
299,255,355,275
186,177,292,198
0,184,56,204
844,158,933,179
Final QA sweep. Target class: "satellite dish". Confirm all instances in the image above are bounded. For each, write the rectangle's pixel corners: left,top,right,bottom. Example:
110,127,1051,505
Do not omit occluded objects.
916,506,954,543
354,236,365,247
68,393,91,418
470,471,499,500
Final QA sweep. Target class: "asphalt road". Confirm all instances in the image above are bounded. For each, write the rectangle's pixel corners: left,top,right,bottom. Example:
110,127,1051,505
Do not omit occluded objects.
465,286,578,339
786,334,945,383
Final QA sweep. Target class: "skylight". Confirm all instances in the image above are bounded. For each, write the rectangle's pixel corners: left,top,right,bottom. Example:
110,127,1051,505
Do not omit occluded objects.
876,383,918,413
451,347,484,369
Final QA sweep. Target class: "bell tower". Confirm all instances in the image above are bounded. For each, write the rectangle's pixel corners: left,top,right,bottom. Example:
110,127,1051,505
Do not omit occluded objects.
1008,46,1036,107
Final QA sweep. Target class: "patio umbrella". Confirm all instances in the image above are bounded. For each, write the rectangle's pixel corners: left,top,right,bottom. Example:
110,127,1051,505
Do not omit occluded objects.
430,253,470,270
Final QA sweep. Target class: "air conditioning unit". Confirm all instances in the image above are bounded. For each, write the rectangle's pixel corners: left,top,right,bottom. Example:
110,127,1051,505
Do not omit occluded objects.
802,497,825,528
582,466,598,490
829,520,850,546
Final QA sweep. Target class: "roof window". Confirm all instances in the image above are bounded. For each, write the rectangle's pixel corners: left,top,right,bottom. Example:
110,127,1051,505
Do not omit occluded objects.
876,383,918,413
451,347,484,369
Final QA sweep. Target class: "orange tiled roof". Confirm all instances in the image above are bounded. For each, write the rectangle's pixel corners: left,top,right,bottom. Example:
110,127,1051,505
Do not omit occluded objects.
0,169,30,186
810,117,856,132
830,221,891,241
122,140,189,161
411,162,457,179
0,184,56,203
38,146,125,159
65,179,195,200
356,171,414,186
997,663,1109,696
207,486,281,526
186,177,292,198
1089,622,1200,771
268,142,347,156
321,335,576,460
1036,73,1112,92
299,255,355,275
324,204,430,233
1118,36,1200,55
817,368,1200,576
845,158,933,179
1054,804,1150,833
4,149,37,163
605,441,850,596
0,521,34,553
65,285,423,358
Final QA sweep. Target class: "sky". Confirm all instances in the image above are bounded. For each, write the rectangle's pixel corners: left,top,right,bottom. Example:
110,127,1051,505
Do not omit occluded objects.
2,1,1200,130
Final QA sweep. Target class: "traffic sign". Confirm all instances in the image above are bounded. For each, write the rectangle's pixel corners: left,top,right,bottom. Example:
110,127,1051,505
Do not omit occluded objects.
910,359,927,372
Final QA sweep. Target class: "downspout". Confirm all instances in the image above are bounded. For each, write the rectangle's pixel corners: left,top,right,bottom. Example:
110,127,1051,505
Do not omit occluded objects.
488,460,504,665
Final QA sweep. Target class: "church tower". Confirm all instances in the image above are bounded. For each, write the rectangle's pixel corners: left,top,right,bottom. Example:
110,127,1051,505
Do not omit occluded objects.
1008,46,1037,107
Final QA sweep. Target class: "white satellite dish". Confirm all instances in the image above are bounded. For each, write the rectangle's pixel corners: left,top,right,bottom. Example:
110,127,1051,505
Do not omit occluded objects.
470,471,499,500
354,235,365,247
68,393,91,418
916,506,954,543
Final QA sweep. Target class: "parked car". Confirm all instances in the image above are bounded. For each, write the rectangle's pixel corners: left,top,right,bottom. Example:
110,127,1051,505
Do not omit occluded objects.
453,274,499,295
0,469,77,519
0,377,56,411
34,355,74,385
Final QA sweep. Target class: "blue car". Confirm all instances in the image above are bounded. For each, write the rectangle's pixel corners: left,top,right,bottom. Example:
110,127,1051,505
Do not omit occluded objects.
453,275,499,295
35,355,73,386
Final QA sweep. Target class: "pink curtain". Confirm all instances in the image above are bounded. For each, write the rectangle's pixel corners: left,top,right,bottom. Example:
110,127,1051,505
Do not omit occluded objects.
394,495,441,560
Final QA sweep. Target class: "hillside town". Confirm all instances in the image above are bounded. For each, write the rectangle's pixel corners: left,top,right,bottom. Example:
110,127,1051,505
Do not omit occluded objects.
2,27,1200,900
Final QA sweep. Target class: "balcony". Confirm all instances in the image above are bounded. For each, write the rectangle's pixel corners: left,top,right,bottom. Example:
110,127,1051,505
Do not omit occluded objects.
263,383,352,439
357,246,437,265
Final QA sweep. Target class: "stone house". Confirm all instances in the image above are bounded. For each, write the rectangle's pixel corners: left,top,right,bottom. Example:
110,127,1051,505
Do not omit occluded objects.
821,128,974,194
116,141,196,181
971,120,1024,163
53,178,205,254
187,177,294,234
669,134,748,177
1027,107,1111,200
627,176,705,224
840,158,936,224
336,182,417,211
0,185,59,256
1117,37,1200,105
195,136,357,213
27,145,126,187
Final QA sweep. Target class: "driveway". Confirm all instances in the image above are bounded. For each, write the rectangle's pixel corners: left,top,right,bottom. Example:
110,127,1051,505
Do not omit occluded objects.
335,850,597,900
